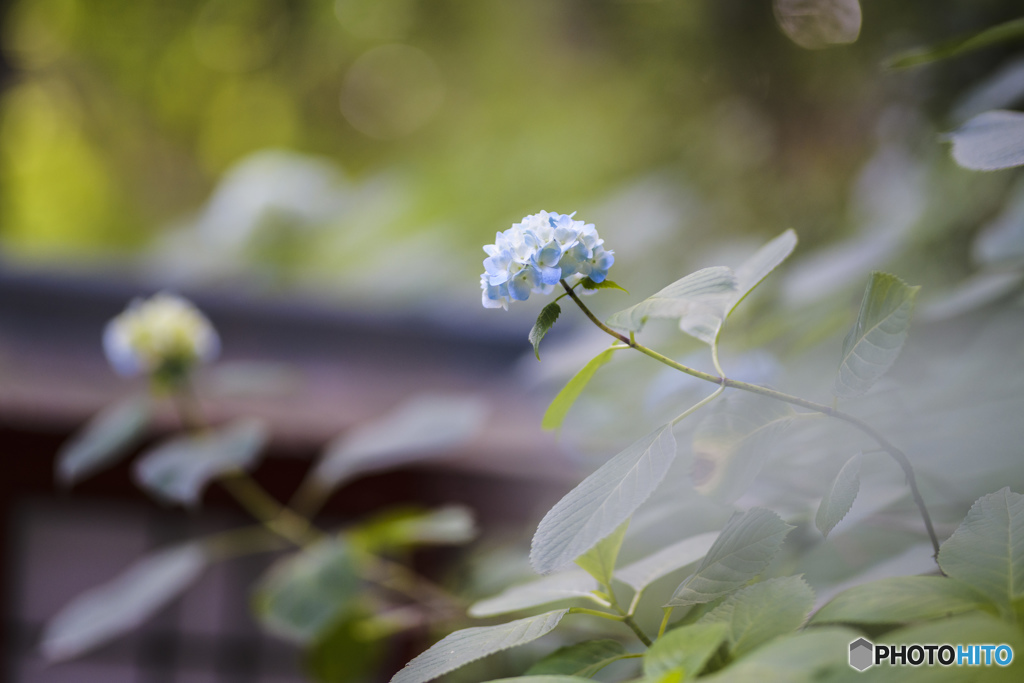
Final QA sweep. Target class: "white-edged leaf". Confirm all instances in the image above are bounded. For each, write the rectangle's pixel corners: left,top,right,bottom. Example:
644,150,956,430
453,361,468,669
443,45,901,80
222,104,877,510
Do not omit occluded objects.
666,508,793,607
531,424,677,575
698,627,859,683
815,454,862,538
616,531,719,592
810,576,994,625
57,396,151,485
947,110,1024,171
575,519,629,587
542,348,616,431
313,394,486,490
133,418,269,506
253,539,361,644
834,272,919,398
525,639,631,676
643,622,729,678
938,487,1024,610
606,267,737,336
468,570,598,617
691,395,794,502
40,543,206,661
698,576,815,658
773,0,862,50
390,609,569,683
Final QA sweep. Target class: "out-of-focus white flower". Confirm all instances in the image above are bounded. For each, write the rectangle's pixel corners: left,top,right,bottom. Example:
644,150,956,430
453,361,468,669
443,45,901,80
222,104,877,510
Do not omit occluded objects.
103,293,220,378
481,211,614,309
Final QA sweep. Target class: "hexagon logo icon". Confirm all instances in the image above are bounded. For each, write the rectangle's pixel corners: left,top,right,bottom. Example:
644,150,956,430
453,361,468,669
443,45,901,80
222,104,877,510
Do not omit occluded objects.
849,638,874,671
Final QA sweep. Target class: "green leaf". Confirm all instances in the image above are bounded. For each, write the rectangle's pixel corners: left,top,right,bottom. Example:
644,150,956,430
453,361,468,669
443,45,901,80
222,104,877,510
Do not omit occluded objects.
576,519,629,587
697,576,814,658
542,348,615,431
681,230,798,345
40,543,207,661
885,17,1024,70
305,612,384,683
815,453,862,538
606,267,737,335
56,395,151,486
810,576,995,625
313,394,485,490
697,627,858,683
616,531,719,593
390,609,569,683
833,272,919,398
947,110,1024,171
526,639,631,676
468,570,598,617
351,505,477,552
691,394,794,502
666,508,793,607
938,487,1024,611
581,277,629,294
643,622,729,678
531,424,677,574
530,302,562,360
253,539,361,644
133,418,268,506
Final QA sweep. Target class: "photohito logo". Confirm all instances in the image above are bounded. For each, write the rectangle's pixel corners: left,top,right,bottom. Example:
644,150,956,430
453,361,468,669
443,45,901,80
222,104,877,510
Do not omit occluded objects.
849,637,1013,671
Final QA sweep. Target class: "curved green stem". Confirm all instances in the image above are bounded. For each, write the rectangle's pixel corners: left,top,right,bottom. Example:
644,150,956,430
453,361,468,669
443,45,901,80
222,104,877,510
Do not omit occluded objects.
559,280,941,557
658,607,673,639
568,607,626,621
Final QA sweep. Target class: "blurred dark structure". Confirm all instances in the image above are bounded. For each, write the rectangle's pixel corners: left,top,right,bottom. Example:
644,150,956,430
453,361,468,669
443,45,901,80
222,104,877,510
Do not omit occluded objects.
0,269,573,683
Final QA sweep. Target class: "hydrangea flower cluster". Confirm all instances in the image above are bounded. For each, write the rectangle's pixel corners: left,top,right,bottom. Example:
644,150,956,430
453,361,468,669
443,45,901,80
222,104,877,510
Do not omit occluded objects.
480,211,614,309
103,293,220,378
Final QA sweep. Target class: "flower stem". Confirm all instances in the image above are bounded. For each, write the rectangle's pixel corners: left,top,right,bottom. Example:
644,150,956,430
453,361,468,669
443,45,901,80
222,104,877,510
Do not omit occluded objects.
559,280,941,557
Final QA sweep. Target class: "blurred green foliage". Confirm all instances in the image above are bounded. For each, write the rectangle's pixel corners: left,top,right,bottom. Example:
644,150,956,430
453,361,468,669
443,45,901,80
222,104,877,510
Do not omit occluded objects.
1,0,1021,296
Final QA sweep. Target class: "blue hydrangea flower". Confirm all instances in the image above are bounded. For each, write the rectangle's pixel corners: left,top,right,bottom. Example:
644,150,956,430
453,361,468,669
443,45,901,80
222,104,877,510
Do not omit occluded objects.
480,211,614,309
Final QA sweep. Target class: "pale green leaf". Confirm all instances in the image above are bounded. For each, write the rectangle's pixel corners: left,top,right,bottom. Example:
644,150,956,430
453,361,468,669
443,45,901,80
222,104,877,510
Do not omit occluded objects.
530,302,562,361
774,0,862,51
666,508,793,607
525,639,631,676
353,505,477,551
697,627,858,682
390,610,569,683
729,229,798,316
885,17,1024,70
468,570,598,617
698,576,814,658
576,519,629,587
947,110,1024,171
815,453,862,538
313,394,485,489
133,418,268,506
691,394,794,502
616,532,719,593
833,272,919,398
253,539,361,644
643,622,728,678
57,395,151,486
810,576,994,625
606,267,737,335
41,543,206,661
581,278,629,294
542,348,615,431
938,487,1024,611
531,425,677,574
